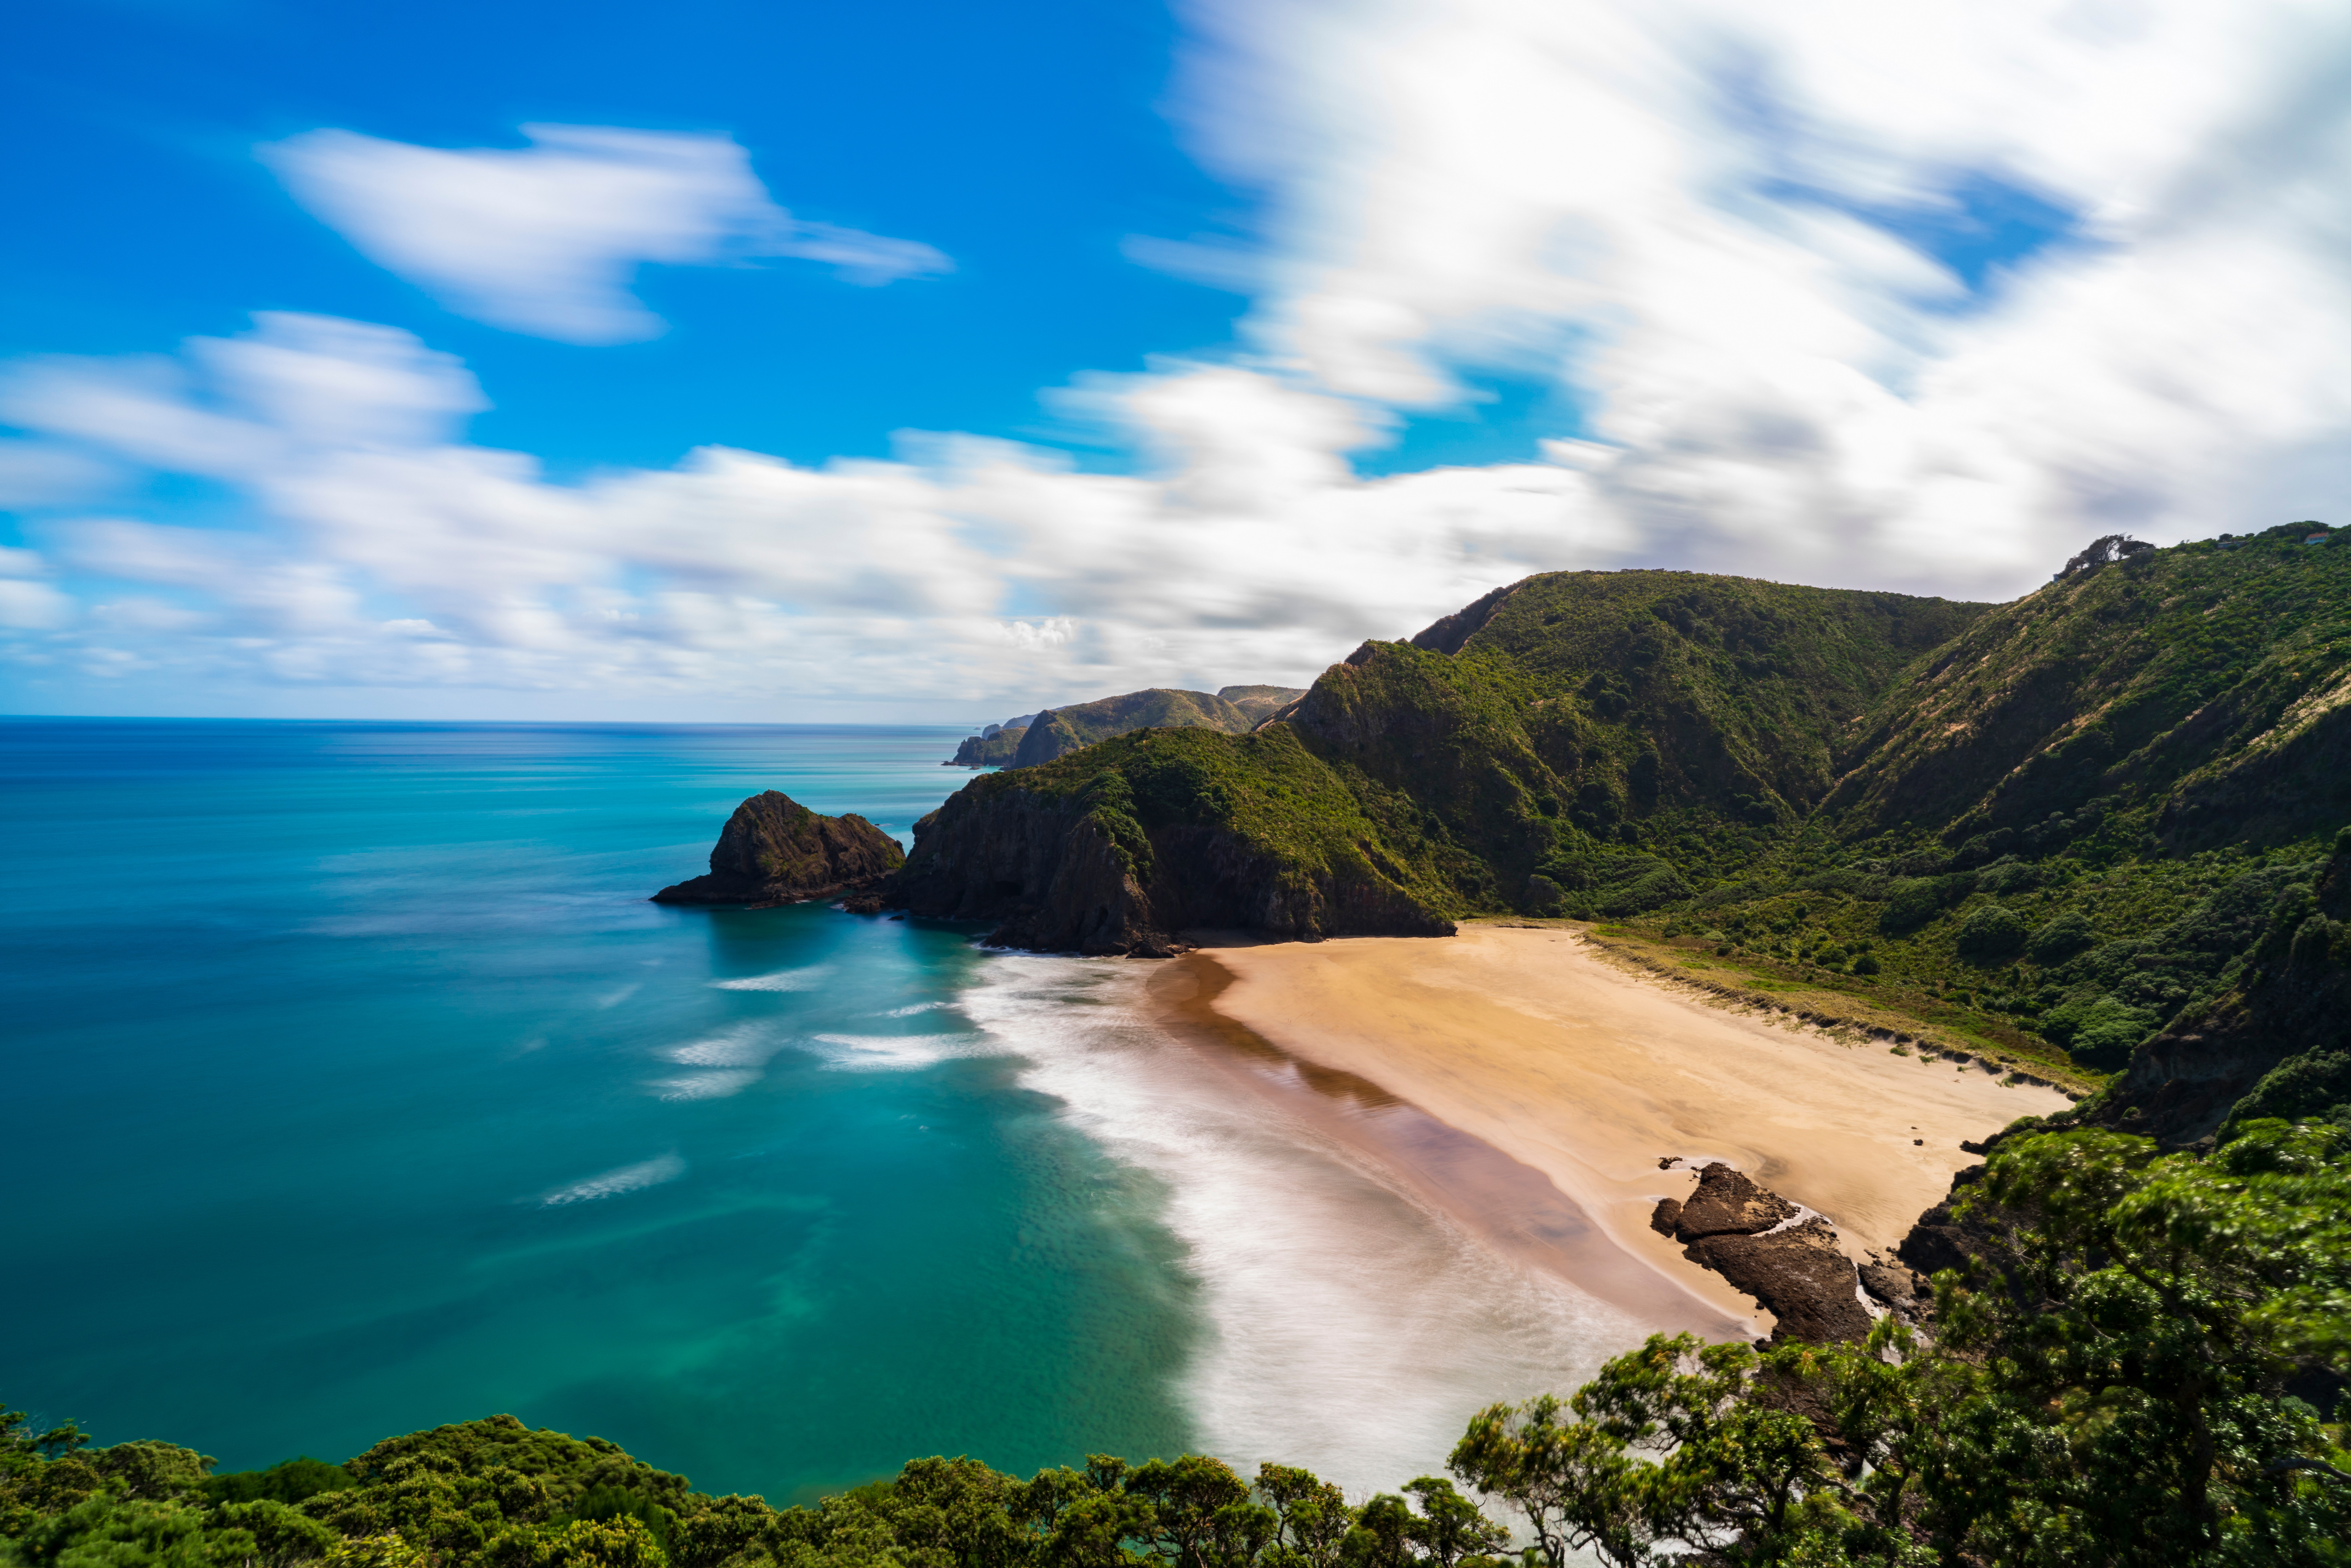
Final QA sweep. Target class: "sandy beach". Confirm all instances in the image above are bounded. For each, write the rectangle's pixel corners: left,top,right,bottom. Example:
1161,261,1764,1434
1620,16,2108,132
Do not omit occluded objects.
1168,924,2072,1329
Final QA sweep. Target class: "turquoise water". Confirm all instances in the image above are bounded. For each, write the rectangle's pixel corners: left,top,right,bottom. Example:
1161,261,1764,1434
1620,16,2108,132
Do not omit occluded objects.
2,720,1197,1500
4,718,1643,1508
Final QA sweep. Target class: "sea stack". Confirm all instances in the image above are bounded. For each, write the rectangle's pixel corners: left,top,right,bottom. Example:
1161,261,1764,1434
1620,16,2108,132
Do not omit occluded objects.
652,790,905,908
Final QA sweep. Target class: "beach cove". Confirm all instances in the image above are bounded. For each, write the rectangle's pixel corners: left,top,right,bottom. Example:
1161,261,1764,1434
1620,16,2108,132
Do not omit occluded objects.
1168,923,2073,1332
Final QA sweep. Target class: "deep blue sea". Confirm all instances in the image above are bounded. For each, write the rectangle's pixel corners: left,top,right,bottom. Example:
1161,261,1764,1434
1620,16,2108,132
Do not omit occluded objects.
2,719,1627,1506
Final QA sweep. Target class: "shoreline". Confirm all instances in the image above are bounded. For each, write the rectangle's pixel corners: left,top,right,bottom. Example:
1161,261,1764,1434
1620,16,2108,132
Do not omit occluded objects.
1142,955,1753,1338
1169,924,2073,1330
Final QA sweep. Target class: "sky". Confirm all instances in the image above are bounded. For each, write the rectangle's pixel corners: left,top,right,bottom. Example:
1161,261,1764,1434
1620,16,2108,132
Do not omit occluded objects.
6,0,2351,721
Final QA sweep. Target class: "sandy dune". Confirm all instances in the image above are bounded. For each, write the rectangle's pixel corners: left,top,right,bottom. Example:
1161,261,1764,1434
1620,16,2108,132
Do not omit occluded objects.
1194,924,2072,1327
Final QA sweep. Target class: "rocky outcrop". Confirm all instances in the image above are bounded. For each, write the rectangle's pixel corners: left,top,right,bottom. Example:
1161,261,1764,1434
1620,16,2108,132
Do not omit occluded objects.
1217,685,1309,725
1652,1163,1871,1343
889,771,1455,956
948,727,1027,768
652,791,904,908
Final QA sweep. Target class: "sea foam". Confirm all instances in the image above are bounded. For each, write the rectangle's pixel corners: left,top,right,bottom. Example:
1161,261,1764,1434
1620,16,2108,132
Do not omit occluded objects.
711,966,832,992
811,1031,984,1070
956,955,1645,1500
540,1153,686,1206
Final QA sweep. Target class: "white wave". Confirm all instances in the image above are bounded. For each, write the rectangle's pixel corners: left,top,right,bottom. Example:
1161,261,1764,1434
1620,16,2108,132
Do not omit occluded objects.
956,955,1646,1500
883,1000,956,1017
540,1153,685,1206
596,982,641,1009
710,965,831,992
668,1025,773,1067
810,1031,986,1071
652,1071,759,1101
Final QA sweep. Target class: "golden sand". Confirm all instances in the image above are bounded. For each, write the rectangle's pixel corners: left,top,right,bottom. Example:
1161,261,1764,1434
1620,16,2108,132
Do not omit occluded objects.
1184,924,2073,1328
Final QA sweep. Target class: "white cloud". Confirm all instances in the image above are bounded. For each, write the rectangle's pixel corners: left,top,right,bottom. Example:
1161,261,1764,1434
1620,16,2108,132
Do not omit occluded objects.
1168,0,2351,583
0,313,1607,705
15,6,2351,713
260,125,951,344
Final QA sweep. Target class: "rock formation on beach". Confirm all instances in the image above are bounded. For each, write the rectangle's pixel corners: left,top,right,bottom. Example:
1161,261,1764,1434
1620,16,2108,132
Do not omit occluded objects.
651,790,904,908
1652,1162,1872,1343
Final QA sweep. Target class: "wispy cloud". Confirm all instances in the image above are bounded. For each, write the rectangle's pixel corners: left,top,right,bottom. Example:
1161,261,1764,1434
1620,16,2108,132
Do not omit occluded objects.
1170,0,2351,572
260,125,951,344
0,314,1600,702
14,6,2351,713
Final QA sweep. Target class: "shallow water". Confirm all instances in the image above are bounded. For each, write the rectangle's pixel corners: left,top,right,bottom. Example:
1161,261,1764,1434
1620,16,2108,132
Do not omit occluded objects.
3,719,1634,1504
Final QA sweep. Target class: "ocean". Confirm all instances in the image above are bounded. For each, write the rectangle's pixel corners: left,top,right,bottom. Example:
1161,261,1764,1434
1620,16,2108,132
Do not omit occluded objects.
1,719,1633,1505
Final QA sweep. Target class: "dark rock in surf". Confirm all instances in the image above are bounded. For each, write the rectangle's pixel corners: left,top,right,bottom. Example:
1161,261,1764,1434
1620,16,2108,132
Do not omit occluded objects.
652,791,904,908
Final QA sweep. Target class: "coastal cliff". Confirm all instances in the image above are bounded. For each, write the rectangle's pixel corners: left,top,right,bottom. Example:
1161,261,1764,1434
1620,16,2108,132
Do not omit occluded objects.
946,686,1308,771
948,726,1027,767
652,790,904,907
892,725,1455,954
1008,687,1265,768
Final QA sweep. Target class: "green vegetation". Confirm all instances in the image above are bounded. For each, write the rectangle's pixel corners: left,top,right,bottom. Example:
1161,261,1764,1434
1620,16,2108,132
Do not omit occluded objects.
11,1112,2345,1567
954,688,1307,771
936,535,2351,1090
1011,690,1269,769
1451,1118,2351,1566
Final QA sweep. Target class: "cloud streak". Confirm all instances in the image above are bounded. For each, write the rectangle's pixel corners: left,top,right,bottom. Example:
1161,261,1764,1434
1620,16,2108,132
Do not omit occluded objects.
0,314,1607,705
261,125,951,343
13,6,2351,713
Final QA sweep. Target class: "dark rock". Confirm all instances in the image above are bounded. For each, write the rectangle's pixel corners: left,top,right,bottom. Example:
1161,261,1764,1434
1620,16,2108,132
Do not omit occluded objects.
1686,1219,1873,1344
1894,1164,2008,1282
841,893,885,915
652,791,904,908
1652,1163,1867,1343
1674,1162,1798,1239
1859,1260,1921,1307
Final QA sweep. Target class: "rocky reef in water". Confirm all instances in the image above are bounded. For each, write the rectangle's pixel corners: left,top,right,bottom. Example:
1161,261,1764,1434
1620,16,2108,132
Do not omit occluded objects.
651,790,904,908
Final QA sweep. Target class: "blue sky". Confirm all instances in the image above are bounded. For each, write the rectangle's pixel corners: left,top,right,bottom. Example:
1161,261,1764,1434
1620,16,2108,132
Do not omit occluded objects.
6,0,2350,719
5,0,1254,475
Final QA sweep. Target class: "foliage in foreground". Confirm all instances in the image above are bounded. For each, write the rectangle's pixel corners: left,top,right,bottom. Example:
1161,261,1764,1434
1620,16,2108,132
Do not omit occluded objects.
10,1121,2347,1568
1454,1116,2351,1566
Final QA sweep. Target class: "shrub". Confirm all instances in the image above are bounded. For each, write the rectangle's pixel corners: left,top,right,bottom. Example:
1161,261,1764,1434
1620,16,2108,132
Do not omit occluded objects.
2040,993,2159,1068
2026,910,2095,963
1882,874,1970,932
1956,901,2030,960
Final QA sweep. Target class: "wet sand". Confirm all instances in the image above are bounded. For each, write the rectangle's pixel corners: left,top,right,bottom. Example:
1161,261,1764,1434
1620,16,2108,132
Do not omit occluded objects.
1163,924,2071,1329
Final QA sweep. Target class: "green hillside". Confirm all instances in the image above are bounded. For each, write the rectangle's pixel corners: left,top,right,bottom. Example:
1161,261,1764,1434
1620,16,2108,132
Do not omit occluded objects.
897,535,2351,1124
